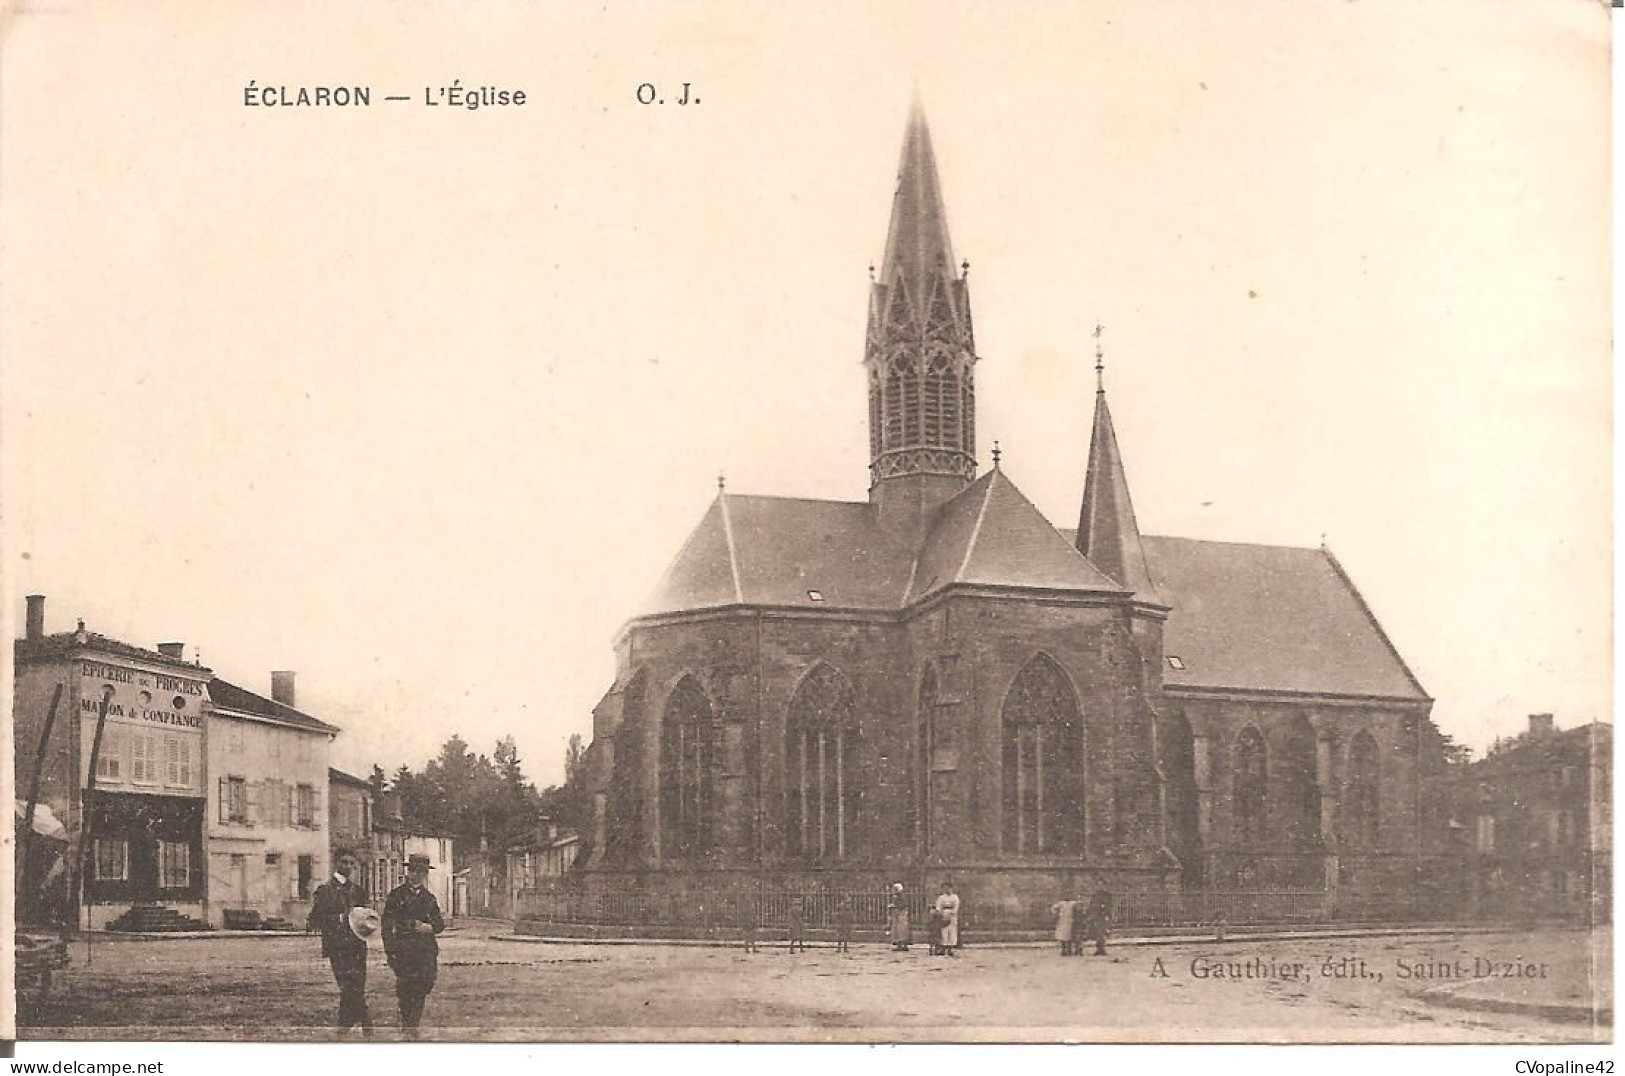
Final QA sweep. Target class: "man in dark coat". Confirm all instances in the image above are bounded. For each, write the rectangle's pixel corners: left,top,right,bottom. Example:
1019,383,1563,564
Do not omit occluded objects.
309,849,373,1035
383,853,445,1037
1087,889,1114,956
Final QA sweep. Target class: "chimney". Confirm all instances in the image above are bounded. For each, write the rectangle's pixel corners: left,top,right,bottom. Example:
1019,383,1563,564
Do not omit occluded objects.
1529,713,1555,736
157,642,186,659
25,595,44,640
271,671,297,708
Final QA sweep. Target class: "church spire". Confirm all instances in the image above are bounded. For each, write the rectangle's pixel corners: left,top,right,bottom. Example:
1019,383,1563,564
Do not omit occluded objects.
1076,380,1161,602
865,99,978,539
878,96,959,296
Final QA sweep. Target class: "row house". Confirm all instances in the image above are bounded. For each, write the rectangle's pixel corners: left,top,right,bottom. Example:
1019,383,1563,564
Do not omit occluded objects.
1452,714,1611,922
206,673,338,928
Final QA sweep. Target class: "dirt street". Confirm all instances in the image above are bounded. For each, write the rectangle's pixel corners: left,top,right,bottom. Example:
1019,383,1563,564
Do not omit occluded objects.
21,924,1608,1043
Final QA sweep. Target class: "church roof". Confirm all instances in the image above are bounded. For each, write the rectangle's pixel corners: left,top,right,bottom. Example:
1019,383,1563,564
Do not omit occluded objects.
640,494,916,614
1139,536,1428,702
908,469,1125,601
640,470,1124,616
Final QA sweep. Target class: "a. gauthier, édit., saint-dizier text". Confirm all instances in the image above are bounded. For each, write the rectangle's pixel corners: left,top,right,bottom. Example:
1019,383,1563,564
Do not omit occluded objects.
242,82,527,109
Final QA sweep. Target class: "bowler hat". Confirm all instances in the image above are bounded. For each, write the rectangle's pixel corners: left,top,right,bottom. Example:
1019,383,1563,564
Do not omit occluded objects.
407,853,434,871
347,906,382,942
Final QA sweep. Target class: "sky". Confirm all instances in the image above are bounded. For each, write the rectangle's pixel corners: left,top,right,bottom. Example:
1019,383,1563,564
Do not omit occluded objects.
1,1,1610,786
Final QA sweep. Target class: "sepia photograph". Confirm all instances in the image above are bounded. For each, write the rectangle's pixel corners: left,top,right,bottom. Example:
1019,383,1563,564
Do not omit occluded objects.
2,0,1612,1057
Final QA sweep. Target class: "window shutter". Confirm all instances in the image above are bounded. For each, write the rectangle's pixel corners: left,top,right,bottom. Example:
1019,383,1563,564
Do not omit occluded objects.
247,782,260,826
218,777,230,822
179,740,192,787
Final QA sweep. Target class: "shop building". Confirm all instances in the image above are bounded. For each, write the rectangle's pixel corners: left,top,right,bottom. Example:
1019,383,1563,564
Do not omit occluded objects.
13,596,211,930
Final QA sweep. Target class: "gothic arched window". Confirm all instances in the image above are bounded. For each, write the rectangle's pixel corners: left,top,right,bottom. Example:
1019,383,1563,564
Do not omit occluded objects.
1000,656,1084,855
1160,710,1200,876
1233,726,1268,846
785,665,860,860
659,677,715,859
1344,731,1380,848
606,671,647,865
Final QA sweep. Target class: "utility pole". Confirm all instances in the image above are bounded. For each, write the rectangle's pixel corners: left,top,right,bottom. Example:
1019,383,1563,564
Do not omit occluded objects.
78,685,116,965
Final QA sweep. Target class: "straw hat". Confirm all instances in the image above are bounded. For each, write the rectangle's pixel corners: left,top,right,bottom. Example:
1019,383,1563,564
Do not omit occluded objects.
347,906,382,942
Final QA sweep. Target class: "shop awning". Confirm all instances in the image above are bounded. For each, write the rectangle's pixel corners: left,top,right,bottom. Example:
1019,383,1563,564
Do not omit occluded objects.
14,800,68,841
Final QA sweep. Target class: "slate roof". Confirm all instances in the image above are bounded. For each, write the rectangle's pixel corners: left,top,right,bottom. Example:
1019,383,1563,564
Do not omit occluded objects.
1137,536,1428,701
14,631,207,673
210,677,342,735
907,469,1124,601
640,471,1124,617
329,767,371,789
641,494,916,614
639,482,1427,702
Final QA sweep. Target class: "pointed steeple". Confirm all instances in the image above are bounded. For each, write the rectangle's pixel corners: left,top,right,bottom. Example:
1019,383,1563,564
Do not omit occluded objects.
879,97,959,298
865,98,978,541
1076,385,1162,603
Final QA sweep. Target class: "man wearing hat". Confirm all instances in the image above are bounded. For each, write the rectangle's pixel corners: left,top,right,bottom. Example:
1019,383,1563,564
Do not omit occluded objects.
309,849,375,1035
383,853,445,1037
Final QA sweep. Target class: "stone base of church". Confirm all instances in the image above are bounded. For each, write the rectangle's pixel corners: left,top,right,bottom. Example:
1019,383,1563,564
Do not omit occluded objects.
518,862,1187,939
516,851,1460,938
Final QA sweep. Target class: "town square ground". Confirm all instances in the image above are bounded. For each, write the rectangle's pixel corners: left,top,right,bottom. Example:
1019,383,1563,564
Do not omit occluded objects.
20,923,1608,1044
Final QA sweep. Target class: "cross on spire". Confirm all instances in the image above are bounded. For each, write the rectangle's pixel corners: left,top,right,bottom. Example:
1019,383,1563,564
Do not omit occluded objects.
1093,322,1106,393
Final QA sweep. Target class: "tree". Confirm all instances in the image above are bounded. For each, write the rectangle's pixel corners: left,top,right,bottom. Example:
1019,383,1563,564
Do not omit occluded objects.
564,734,584,786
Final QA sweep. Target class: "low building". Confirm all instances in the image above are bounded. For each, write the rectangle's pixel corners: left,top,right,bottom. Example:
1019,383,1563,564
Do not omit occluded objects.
372,794,456,917
507,821,580,910
327,767,376,892
13,596,212,930
1455,714,1611,921
404,831,456,915
205,672,338,928
459,843,512,919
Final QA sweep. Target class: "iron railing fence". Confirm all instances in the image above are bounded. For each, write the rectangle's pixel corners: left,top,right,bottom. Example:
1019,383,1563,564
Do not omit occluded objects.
514,886,1339,932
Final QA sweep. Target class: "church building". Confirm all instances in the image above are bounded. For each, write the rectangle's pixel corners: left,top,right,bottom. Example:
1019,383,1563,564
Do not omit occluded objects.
578,102,1435,924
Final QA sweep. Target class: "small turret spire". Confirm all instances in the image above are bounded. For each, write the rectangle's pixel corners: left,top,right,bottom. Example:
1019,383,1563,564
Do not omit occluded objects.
1076,371,1160,603
1093,322,1106,393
